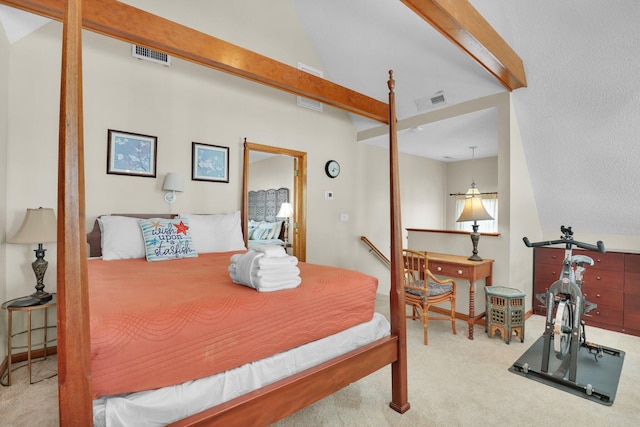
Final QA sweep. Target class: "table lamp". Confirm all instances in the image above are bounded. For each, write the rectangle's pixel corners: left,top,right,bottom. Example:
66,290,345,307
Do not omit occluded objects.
456,184,493,261
277,202,294,245
9,207,57,303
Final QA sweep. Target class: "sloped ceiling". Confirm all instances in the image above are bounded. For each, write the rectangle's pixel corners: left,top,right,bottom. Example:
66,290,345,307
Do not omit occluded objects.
296,0,640,237
2,1,640,237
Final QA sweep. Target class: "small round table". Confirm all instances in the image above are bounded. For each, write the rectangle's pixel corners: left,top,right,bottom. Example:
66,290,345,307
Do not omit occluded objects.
1,293,57,386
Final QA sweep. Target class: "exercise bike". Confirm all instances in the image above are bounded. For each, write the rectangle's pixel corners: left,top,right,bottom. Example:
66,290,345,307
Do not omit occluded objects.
510,226,625,404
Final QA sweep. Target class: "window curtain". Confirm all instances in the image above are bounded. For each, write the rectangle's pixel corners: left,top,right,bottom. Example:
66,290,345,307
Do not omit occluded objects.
455,194,498,233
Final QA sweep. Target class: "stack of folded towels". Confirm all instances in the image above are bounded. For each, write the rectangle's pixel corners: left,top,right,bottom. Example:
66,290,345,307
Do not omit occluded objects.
229,245,301,292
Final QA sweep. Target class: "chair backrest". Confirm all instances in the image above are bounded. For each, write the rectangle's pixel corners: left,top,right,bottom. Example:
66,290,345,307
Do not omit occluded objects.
402,249,428,289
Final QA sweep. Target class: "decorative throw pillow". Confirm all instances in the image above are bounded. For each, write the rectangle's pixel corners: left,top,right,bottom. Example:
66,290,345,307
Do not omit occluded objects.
248,220,261,240
253,222,275,240
98,215,146,260
138,218,198,261
178,211,246,253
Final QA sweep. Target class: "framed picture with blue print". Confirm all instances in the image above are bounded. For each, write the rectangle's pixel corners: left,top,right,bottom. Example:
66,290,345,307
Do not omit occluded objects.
192,142,229,183
107,129,157,178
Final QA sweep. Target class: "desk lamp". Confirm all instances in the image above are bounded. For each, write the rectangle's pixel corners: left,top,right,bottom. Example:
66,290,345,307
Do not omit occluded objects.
9,207,57,303
456,183,493,261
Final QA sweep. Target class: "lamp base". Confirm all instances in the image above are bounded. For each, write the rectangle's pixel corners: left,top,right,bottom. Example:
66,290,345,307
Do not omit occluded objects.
467,223,484,262
31,290,53,303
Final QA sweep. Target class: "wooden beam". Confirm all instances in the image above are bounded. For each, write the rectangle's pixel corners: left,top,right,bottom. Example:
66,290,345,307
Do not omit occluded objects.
56,0,92,424
0,0,389,123
401,0,527,91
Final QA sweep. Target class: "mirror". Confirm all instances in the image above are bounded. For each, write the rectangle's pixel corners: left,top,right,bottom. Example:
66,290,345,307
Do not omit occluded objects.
242,140,307,261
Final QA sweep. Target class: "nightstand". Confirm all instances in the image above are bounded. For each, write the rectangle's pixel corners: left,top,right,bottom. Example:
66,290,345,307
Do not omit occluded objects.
1,293,57,386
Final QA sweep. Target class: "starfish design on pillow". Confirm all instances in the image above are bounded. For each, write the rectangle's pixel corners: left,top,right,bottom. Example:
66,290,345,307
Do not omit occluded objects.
151,221,161,230
173,220,189,235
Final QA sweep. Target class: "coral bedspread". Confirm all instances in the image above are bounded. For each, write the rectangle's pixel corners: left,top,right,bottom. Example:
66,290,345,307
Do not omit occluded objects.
88,252,378,398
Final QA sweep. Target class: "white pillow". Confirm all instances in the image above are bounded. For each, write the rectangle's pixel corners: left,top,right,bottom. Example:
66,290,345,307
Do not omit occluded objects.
98,216,146,260
179,211,246,253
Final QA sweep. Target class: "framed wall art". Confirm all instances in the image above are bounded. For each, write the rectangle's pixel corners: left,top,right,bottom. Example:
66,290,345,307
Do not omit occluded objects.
107,129,157,178
192,142,229,183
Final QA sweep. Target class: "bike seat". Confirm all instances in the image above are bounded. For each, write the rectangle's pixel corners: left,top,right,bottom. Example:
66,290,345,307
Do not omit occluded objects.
571,254,594,267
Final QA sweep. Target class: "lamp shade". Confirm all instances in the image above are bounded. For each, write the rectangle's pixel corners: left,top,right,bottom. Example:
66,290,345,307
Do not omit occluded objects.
456,195,493,222
277,202,294,218
9,208,57,244
162,172,184,192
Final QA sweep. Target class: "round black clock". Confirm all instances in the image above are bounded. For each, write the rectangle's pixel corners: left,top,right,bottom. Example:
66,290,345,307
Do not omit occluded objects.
325,160,340,178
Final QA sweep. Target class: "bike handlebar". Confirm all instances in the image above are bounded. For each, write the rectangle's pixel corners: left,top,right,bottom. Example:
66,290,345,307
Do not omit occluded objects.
522,236,606,253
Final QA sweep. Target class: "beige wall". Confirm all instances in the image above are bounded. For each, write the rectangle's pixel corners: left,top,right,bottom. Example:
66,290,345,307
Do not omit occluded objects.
0,2,377,360
0,21,8,308
407,93,542,316
248,155,295,196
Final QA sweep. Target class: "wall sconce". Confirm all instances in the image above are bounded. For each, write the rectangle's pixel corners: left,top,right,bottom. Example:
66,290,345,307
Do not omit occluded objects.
277,202,294,245
162,172,184,204
8,207,57,304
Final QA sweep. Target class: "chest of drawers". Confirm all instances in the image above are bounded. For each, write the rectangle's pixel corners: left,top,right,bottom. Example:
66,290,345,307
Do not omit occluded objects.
533,247,639,336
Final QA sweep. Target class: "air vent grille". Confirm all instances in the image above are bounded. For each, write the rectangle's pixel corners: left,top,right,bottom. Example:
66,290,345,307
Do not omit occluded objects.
131,44,171,66
430,91,446,105
297,62,323,112
415,91,447,112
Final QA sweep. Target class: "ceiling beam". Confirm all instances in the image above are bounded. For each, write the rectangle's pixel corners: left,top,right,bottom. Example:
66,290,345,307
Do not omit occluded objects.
0,0,390,123
401,0,527,91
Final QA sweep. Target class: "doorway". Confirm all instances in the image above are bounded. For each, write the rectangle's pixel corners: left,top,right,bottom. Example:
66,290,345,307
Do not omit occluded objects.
242,140,307,261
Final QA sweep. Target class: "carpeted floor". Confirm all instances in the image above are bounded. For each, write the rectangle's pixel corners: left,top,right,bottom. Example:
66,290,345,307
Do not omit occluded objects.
2,295,639,426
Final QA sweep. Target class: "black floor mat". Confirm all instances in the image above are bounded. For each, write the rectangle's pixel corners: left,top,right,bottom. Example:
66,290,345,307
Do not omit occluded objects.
509,335,625,406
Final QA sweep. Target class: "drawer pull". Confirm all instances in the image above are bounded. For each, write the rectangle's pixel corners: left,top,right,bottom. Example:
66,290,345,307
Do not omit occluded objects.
596,276,602,280
437,267,442,272
596,294,601,298
457,270,463,275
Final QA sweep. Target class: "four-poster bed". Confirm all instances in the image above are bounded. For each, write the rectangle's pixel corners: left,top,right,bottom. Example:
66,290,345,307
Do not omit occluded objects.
50,1,407,425
1,0,526,425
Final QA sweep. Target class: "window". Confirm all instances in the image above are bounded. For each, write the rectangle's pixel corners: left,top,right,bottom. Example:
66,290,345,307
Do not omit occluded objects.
455,194,498,233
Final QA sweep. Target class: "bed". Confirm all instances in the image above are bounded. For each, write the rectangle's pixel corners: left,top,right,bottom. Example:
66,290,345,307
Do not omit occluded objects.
18,0,409,425
86,213,389,425
247,188,289,248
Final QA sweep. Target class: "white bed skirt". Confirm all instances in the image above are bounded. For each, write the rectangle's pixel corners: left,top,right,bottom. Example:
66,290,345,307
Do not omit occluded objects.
93,312,390,427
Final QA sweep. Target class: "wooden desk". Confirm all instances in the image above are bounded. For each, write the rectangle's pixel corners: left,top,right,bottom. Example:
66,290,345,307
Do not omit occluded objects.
428,253,494,340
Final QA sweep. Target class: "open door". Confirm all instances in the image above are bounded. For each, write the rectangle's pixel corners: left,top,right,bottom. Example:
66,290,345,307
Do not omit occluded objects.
242,139,307,261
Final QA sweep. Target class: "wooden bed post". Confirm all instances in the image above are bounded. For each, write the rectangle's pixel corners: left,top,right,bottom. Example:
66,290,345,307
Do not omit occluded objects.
57,0,93,424
242,138,249,248
387,71,410,413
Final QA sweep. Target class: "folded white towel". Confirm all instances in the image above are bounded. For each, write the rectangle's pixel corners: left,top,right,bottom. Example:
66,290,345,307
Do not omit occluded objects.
252,266,300,278
229,250,301,292
257,255,298,268
231,250,263,288
252,276,302,292
251,245,287,258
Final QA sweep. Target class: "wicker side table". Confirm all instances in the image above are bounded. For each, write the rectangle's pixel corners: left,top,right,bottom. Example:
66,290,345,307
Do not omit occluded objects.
485,286,525,344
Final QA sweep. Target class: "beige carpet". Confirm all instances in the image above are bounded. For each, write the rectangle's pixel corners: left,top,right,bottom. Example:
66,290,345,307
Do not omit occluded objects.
2,295,639,426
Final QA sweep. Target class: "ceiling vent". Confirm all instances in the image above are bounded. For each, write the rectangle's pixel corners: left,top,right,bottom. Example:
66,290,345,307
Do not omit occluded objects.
297,62,323,112
131,44,171,66
415,90,447,111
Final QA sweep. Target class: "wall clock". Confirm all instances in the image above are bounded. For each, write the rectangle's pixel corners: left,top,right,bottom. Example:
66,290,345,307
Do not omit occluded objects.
325,160,340,178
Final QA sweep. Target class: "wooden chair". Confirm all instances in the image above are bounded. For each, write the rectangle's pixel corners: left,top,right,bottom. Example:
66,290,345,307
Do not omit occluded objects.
403,249,457,345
